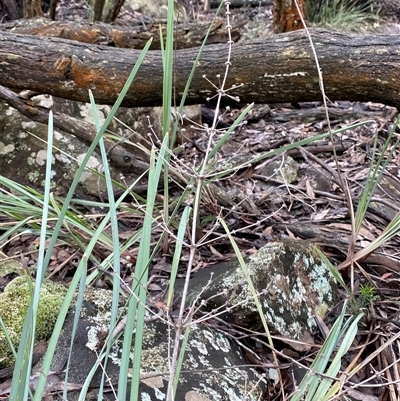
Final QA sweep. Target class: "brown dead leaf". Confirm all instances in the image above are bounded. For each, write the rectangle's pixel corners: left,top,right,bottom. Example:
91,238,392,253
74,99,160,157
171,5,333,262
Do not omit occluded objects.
313,208,330,221
286,228,297,239
263,226,273,236
305,179,315,200
277,330,315,352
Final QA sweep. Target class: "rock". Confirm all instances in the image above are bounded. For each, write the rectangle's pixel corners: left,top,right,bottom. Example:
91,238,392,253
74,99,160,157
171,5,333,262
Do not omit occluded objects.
126,0,169,17
0,258,24,279
298,166,332,192
178,239,338,342
370,175,400,220
0,98,108,196
0,97,201,197
0,259,67,369
37,287,265,400
255,155,300,204
3,241,337,397
257,155,299,184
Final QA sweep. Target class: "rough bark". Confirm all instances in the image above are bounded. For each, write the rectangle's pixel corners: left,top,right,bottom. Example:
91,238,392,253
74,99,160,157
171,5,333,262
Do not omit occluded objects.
1,0,23,21
274,0,305,33
208,0,273,7
92,0,106,22
48,0,58,20
23,0,43,18
0,29,399,109
0,17,241,49
103,0,126,23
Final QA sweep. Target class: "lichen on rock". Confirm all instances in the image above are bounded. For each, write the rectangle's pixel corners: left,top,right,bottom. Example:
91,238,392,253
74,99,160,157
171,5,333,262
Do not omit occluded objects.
193,239,338,341
38,286,265,400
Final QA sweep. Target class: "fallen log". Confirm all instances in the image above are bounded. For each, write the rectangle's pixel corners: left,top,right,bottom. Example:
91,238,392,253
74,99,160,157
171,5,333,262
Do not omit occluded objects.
208,0,272,7
0,29,399,109
0,17,242,49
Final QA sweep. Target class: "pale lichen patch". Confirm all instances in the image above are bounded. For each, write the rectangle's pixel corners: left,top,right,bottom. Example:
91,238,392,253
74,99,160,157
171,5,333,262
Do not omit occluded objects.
0,141,15,155
64,283,265,400
202,240,337,340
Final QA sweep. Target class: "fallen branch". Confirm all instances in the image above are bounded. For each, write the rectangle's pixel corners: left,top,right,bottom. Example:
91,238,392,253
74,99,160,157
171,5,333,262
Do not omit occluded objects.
0,29,399,108
0,17,242,49
0,85,149,173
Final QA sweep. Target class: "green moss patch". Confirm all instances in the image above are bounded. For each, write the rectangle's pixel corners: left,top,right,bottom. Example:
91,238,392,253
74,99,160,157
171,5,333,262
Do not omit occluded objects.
0,275,67,368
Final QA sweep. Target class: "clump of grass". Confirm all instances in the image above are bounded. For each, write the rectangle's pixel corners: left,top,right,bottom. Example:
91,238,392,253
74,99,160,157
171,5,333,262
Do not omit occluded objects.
306,0,380,30
357,284,379,307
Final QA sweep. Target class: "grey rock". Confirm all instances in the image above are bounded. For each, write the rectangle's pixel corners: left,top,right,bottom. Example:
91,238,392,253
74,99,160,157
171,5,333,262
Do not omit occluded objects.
39,288,265,401
178,239,338,340
0,97,201,197
257,155,299,184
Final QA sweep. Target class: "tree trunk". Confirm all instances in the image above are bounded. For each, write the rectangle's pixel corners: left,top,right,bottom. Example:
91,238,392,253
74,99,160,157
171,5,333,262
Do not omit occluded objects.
0,29,399,109
103,0,127,23
48,0,58,20
274,0,305,33
92,0,106,22
23,0,43,18
1,0,23,21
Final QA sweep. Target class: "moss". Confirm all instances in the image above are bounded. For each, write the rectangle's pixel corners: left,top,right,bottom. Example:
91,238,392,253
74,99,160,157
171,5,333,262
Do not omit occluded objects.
0,275,67,368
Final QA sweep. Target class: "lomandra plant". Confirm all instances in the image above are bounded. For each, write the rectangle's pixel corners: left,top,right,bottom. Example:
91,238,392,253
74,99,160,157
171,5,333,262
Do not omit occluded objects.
306,0,379,30
1,1,242,400
3,38,153,401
